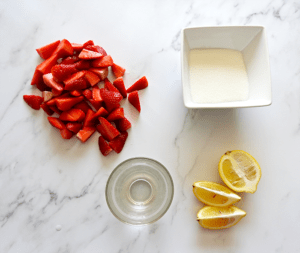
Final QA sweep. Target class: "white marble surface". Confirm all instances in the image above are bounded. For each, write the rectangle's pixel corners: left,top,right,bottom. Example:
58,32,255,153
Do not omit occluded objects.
1,0,300,252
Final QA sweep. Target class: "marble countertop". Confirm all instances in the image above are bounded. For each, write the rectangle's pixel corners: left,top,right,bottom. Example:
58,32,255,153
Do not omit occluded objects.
1,0,300,252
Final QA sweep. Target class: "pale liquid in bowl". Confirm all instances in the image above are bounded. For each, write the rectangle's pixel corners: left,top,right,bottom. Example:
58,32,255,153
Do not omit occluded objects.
189,48,249,104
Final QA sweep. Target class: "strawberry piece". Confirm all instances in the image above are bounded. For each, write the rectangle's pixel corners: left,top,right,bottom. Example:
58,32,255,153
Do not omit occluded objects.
95,46,107,56
105,78,121,94
75,60,91,70
31,69,51,91
93,107,108,120
83,40,94,47
128,91,141,112
36,54,59,74
111,63,125,78
64,71,88,90
43,73,64,91
42,91,53,102
48,117,65,130
82,89,92,100
84,45,99,52
73,100,92,114
49,105,62,115
46,92,70,106
40,103,54,116
60,128,74,139
100,88,122,105
78,49,103,60
84,71,101,86
92,55,113,68
66,122,82,134
77,126,96,142
92,86,103,102
51,64,78,82
97,117,120,141
52,39,73,58
83,109,96,127
70,90,82,96
36,81,51,92
104,101,120,113
113,77,127,98
109,131,128,153
127,76,148,93
23,95,44,110
51,88,63,97
61,56,76,65
71,43,83,52
56,96,84,111
115,117,131,132
36,40,60,60
59,108,85,122
106,108,124,121
89,99,102,111
89,68,108,81
98,136,112,156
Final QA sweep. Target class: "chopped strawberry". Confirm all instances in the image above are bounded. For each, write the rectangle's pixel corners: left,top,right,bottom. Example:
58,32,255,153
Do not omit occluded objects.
113,77,127,98
73,100,92,114
109,131,128,153
52,39,73,58
51,88,63,97
70,90,82,96
60,128,74,139
83,40,94,47
92,55,113,68
95,46,107,56
48,117,65,130
23,95,44,110
71,43,83,51
77,126,96,142
88,99,103,111
42,91,53,102
49,105,62,115
56,96,84,111
84,45,99,52
82,89,92,100
127,76,148,93
97,117,120,141
78,49,103,60
98,136,112,156
128,91,141,112
111,63,125,78
51,64,78,82
115,117,131,132
93,107,108,120
31,69,43,86
36,54,59,74
61,56,77,65
84,71,100,86
43,73,64,91
104,101,120,113
40,103,54,116
75,60,91,70
66,122,82,134
92,86,103,102
59,108,85,122
100,88,122,105
64,71,88,90
83,109,96,127
36,40,60,60
105,78,121,95
106,108,124,121
47,93,70,106
89,68,108,81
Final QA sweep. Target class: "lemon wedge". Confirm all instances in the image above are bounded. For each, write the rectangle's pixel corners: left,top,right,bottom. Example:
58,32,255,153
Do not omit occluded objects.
193,181,241,207
197,206,246,230
218,150,261,193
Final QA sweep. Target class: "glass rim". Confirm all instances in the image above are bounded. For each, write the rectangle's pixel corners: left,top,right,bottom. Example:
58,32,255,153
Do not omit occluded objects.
105,157,174,226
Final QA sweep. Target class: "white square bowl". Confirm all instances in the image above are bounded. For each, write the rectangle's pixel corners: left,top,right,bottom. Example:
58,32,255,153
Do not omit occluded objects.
181,26,272,108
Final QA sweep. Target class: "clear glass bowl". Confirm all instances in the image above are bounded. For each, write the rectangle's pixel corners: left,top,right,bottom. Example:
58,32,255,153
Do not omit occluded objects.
105,157,174,225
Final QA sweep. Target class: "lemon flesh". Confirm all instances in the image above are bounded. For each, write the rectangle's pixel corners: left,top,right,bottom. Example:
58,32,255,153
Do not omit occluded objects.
197,206,246,230
218,150,261,193
193,181,241,207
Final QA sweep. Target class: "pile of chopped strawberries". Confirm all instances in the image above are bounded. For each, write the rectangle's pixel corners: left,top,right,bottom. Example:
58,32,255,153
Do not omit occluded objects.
23,39,148,156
